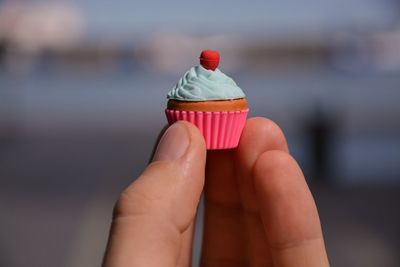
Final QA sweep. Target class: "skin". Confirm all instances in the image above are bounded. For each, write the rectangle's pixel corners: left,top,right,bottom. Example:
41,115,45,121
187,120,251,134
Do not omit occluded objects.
102,117,330,267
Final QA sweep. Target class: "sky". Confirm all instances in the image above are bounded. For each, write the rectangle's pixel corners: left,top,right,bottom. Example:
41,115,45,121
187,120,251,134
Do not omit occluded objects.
76,0,398,36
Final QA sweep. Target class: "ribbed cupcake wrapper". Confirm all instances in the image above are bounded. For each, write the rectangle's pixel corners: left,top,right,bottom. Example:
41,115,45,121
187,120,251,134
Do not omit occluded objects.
165,109,249,150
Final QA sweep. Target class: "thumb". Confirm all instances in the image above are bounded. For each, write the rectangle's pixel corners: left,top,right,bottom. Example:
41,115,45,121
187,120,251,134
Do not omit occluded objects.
103,121,206,267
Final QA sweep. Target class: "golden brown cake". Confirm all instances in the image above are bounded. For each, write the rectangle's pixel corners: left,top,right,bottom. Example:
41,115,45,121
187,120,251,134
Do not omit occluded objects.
167,98,248,112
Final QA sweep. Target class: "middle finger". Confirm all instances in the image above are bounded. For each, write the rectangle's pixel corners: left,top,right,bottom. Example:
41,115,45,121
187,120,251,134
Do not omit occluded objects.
235,117,289,266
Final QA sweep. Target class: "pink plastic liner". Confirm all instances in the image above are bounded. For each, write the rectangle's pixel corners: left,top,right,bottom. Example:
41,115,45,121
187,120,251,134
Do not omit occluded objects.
165,109,249,150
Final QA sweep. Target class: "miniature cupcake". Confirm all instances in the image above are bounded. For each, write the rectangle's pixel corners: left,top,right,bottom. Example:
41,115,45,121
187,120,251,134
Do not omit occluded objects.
165,50,249,150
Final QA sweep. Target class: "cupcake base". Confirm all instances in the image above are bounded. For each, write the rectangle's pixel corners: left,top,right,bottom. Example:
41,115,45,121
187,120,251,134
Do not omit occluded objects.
165,109,249,150
167,98,248,112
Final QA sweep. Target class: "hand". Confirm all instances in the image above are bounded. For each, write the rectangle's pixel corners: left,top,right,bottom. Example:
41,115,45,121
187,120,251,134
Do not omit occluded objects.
102,118,330,267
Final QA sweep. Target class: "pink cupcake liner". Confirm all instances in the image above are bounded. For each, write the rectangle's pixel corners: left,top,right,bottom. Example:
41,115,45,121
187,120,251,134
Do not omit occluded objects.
165,109,249,150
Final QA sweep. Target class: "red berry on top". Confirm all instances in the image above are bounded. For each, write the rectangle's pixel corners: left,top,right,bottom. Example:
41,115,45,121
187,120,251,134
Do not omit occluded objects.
200,50,220,71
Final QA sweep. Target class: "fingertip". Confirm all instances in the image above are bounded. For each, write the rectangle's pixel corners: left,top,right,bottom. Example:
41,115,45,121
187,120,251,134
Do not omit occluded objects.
229,118,289,212
152,121,206,163
235,117,288,175
176,120,207,155
243,117,288,151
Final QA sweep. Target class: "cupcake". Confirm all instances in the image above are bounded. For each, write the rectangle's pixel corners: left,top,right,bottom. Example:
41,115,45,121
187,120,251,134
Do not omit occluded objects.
165,50,249,150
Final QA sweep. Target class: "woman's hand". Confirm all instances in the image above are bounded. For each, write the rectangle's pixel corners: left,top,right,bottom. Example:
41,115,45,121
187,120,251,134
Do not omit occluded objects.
102,118,329,267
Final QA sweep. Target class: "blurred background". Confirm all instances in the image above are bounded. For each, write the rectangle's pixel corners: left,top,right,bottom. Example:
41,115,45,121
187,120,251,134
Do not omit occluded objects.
1,0,400,266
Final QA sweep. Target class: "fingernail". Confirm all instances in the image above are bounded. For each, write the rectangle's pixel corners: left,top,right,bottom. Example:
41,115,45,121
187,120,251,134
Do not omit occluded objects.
153,123,189,161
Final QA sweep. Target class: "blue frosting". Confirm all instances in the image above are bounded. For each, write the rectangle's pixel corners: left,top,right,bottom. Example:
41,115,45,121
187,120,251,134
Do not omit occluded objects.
167,65,245,101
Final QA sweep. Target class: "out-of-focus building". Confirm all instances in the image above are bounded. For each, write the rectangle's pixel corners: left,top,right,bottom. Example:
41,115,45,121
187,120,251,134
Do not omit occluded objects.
0,1,83,53
0,1,84,71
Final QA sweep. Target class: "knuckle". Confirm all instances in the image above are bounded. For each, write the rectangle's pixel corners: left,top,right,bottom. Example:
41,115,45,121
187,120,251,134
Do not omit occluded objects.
256,150,295,173
113,184,152,219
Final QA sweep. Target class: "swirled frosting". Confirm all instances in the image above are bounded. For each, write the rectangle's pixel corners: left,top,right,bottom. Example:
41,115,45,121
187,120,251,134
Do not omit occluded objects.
167,65,245,101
